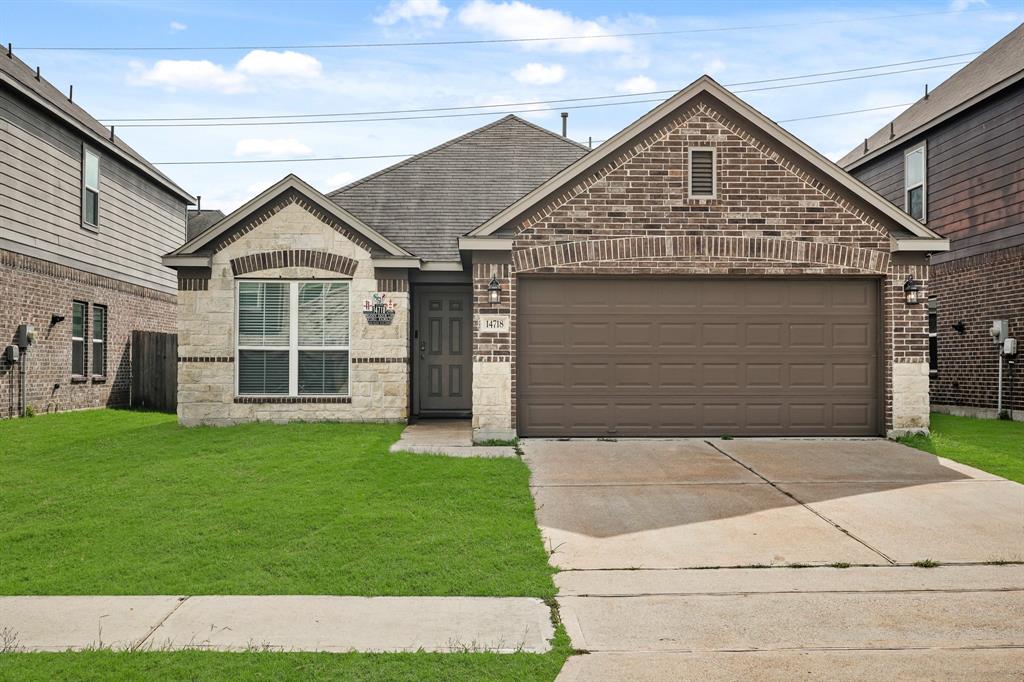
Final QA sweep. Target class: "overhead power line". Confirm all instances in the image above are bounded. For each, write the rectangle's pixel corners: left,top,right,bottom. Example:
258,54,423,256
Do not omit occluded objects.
153,102,915,165
111,60,970,129
15,8,984,52
100,52,979,123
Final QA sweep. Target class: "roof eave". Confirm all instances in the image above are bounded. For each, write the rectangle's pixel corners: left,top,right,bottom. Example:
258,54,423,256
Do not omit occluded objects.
842,69,1024,171
892,237,950,253
0,73,195,204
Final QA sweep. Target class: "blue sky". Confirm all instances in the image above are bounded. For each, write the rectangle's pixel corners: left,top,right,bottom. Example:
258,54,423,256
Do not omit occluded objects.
4,0,1021,210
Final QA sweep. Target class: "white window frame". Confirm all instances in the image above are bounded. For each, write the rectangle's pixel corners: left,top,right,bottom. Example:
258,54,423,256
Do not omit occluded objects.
904,142,927,222
82,145,100,230
688,147,716,199
91,304,107,378
71,300,87,378
234,279,352,398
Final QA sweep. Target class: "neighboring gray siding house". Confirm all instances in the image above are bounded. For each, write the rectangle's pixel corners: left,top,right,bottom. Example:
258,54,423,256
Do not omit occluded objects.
841,24,1024,420
165,78,947,439
1,50,194,417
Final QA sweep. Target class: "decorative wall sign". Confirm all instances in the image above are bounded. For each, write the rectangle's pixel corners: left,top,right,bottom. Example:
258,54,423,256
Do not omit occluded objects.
363,292,397,325
479,314,510,333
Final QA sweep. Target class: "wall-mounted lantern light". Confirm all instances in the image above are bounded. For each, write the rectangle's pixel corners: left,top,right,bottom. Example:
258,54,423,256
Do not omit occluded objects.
952,321,966,335
50,313,65,326
903,276,922,305
488,275,502,304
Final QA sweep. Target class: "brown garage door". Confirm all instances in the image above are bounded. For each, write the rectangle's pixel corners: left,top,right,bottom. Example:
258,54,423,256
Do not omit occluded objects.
517,278,881,437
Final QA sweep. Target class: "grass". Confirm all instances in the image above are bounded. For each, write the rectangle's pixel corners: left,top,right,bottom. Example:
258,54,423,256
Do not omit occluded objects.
0,628,574,681
899,413,1024,484
0,410,555,597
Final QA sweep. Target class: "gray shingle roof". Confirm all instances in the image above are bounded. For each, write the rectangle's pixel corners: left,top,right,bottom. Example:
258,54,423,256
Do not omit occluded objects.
327,115,590,261
0,49,194,202
186,209,226,240
839,23,1024,168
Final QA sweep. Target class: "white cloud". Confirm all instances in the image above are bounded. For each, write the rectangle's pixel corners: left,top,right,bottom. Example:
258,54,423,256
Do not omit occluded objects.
458,0,631,53
233,138,313,158
512,62,566,85
950,0,986,11
324,171,357,189
704,58,726,75
131,50,322,94
375,0,449,28
616,75,656,94
131,59,248,93
169,21,187,31
235,50,322,79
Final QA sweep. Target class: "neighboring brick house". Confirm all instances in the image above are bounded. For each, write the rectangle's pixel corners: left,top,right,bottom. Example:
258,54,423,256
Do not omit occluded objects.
1,50,194,418
842,24,1023,420
165,78,947,439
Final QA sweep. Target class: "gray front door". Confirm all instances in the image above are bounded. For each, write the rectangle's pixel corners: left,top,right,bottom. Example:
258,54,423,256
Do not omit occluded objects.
416,289,472,415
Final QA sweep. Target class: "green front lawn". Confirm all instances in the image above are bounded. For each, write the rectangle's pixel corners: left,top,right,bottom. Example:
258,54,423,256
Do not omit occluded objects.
0,410,554,597
900,413,1024,484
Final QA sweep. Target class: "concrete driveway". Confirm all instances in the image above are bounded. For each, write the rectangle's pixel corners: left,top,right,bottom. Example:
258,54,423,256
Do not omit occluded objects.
521,438,1024,680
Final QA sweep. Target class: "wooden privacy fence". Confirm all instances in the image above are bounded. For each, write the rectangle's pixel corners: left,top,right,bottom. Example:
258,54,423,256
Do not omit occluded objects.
132,331,177,412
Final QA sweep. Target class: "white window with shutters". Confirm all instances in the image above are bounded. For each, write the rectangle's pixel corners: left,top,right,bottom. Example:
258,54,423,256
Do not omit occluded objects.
235,280,350,397
688,147,716,199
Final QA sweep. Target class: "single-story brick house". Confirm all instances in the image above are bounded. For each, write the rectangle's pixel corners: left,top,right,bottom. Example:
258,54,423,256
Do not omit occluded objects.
164,76,948,439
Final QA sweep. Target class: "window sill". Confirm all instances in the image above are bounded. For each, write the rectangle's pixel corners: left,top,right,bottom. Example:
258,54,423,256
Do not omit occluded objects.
91,375,107,383
81,222,99,234
70,375,89,384
234,396,352,404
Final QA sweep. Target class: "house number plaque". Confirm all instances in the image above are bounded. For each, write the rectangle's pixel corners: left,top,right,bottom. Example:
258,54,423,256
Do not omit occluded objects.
479,315,509,333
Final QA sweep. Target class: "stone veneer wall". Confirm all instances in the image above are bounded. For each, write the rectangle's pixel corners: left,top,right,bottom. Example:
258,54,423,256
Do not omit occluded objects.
1,248,176,418
472,97,931,437
176,200,409,426
929,244,1024,416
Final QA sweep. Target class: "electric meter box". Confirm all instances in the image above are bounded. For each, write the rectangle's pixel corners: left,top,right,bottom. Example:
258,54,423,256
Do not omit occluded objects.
15,323,35,348
990,320,1009,344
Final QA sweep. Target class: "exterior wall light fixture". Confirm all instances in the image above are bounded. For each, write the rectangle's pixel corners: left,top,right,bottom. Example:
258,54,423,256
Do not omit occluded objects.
903,276,922,305
488,275,502,304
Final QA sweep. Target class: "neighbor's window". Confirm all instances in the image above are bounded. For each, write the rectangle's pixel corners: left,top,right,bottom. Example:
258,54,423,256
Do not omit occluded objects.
689,148,715,199
928,296,938,377
72,300,87,376
236,281,350,396
905,143,926,221
82,147,100,228
92,305,107,377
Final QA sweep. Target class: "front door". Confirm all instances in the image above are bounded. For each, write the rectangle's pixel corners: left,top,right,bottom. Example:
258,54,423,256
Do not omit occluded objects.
415,288,472,416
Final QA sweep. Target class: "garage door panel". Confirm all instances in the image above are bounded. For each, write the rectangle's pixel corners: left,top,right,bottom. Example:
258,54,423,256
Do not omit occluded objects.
518,278,880,437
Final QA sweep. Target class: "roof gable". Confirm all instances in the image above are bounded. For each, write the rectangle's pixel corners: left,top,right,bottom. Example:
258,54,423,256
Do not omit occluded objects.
165,175,412,263
468,76,946,248
328,115,590,261
840,24,1024,169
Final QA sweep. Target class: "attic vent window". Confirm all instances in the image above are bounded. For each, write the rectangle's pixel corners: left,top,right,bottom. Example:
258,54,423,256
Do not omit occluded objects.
689,148,715,198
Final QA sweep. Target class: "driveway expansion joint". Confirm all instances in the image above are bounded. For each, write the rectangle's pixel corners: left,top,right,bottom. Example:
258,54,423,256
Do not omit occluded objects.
705,440,898,566
133,595,189,652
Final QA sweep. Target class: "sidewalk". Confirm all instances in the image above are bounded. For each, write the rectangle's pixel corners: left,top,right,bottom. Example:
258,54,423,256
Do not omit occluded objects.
0,596,553,653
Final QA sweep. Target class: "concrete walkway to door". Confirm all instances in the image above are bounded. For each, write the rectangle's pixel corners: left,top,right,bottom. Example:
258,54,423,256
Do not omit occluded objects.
520,438,1024,680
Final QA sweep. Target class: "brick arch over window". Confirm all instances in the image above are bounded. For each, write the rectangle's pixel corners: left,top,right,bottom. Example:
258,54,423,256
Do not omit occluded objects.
230,249,358,277
513,236,891,275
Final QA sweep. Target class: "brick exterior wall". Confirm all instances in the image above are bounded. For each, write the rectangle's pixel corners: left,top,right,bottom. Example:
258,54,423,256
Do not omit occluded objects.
930,244,1024,415
471,99,931,438
175,198,409,426
1,248,176,418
